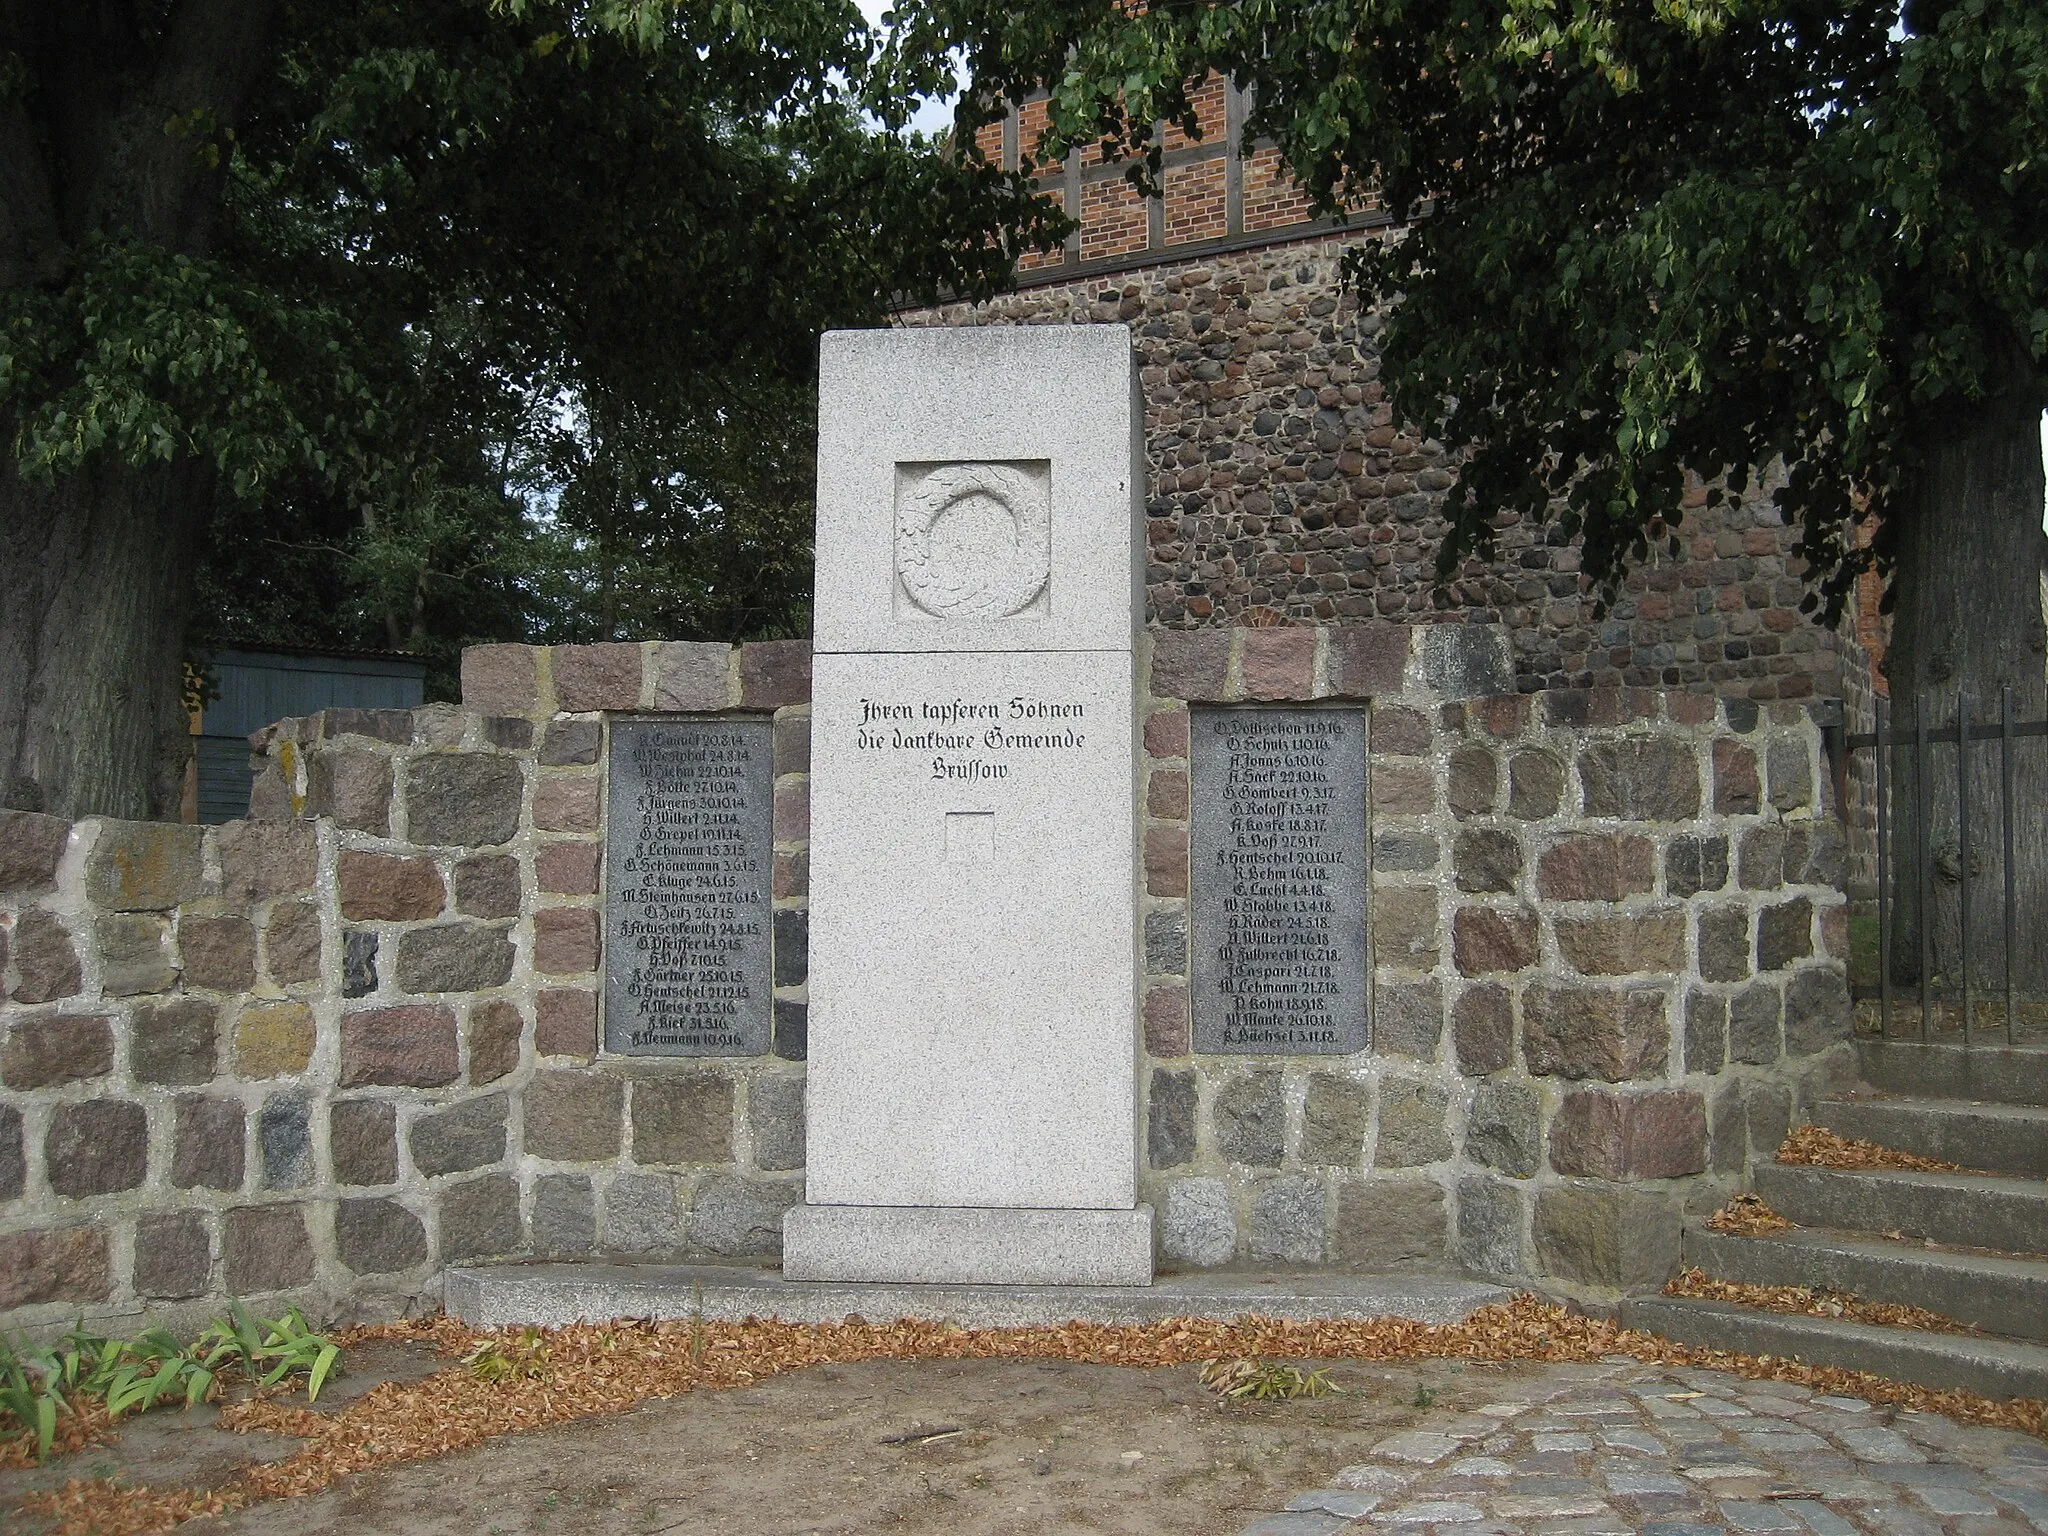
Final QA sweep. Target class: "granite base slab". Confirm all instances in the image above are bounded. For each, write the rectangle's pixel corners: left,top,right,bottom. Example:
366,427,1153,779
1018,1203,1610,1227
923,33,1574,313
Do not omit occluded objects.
443,1262,1514,1330
782,1204,1156,1286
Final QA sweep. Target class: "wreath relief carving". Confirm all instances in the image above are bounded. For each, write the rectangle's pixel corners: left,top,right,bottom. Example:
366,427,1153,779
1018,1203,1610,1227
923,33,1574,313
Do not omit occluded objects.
894,462,1050,620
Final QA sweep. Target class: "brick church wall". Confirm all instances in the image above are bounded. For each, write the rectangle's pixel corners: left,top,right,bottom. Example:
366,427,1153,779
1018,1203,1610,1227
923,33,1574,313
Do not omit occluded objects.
900,235,1851,705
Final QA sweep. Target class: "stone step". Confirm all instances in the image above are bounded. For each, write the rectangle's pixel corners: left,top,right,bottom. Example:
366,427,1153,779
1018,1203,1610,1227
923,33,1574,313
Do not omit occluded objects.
1681,1226,2048,1343
444,1262,1514,1331
1619,1294,2048,1401
1752,1162,2048,1257
1857,1039,2048,1108
1812,1096,2048,1178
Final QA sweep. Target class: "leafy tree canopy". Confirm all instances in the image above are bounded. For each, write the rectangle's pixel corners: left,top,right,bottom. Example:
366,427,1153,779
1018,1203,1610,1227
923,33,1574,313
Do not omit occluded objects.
2,0,1065,740
867,0,2047,988
237,0,1057,672
882,0,2046,624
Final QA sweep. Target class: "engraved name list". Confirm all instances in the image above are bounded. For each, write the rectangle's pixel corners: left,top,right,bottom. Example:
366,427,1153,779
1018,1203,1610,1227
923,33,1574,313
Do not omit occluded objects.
1191,708,1368,1054
604,718,775,1056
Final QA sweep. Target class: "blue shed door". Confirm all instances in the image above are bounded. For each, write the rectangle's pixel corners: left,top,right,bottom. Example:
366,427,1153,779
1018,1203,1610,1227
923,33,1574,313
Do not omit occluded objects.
195,649,426,823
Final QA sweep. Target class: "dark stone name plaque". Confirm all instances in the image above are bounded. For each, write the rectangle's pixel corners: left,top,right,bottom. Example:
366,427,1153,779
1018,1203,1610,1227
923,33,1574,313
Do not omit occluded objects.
1191,707,1368,1055
605,718,774,1056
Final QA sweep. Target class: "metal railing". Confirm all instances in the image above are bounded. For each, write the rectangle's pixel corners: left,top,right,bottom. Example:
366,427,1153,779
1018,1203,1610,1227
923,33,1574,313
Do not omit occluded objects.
1849,688,2047,1044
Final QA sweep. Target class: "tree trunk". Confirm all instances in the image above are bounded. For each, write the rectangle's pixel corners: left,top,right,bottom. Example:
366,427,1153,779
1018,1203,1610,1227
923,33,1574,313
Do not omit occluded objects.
1882,350,2048,1008
0,0,279,821
0,459,210,820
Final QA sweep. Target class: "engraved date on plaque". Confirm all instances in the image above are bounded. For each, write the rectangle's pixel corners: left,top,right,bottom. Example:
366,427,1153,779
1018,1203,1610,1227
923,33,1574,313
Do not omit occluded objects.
1190,707,1369,1055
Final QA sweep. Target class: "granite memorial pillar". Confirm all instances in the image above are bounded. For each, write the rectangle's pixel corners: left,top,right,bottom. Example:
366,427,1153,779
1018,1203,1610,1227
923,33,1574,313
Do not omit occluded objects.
782,325,1153,1284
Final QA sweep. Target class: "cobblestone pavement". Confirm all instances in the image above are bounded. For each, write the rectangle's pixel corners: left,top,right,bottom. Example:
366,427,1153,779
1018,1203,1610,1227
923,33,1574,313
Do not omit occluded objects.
1242,1362,2048,1536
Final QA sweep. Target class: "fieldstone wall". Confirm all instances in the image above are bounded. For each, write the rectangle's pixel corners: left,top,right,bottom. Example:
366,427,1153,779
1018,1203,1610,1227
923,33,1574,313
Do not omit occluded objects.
900,233,1850,703
1133,624,1855,1302
0,639,813,1335
0,628,1853,1331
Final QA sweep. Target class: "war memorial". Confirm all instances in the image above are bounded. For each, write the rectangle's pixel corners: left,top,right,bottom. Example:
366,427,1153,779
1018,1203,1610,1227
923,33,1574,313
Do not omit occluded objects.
0,325,1861,1335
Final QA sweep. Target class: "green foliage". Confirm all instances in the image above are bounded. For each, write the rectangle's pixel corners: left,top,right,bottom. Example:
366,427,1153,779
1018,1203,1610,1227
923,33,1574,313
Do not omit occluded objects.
462,1327,554,1383
521,378,819,646
0,240,366,499
896,0,2048,618
1198,1357,1339,1401
25,1325,206,1429
194,1303,342,1402
209,0,1059,661
0,1335,67,1463
5,0,1071,695
0,1309,344,1465
93,1329,222,1421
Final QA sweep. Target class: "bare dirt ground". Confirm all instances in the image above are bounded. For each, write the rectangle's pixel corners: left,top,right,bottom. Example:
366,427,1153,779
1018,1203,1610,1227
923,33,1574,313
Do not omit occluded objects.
4,1345,1552,1536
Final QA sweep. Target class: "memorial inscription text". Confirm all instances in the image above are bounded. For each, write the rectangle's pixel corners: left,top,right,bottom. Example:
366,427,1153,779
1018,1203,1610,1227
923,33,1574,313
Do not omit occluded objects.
851,695,1089,782
604,718,774,1056
1191,707,1368,1054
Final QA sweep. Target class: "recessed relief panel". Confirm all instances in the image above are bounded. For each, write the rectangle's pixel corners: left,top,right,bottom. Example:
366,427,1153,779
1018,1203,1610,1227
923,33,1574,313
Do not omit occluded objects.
944,809,995,863
604,718,775,1056
894,461,1051,622
1191,707,1369,1055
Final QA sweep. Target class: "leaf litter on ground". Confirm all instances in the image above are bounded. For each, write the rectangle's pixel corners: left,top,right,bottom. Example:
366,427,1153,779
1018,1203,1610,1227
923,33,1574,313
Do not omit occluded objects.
1662,1266,1979,1335
13,1295,2048,1536
1777,1124,1977,1175
1704,1191,1794,1235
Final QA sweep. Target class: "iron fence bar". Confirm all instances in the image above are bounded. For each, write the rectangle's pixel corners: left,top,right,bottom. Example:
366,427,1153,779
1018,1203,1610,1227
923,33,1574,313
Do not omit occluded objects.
2003,685,2017,1046
1957,691,1972,1043
1917,695,1932,1041
1876,694,1892,1039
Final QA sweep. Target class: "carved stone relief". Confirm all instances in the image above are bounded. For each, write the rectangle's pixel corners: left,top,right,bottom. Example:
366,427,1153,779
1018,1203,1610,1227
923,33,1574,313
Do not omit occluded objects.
894,461,1051,620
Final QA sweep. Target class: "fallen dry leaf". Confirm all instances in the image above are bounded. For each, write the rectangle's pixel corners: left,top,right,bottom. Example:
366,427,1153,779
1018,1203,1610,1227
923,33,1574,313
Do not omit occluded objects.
214,1399,334,1438
1778,1124,1971,1175
1705,1192,1793,1235
13,1296,2047,1536
0,1395,113,1471
1663,1267,1978,1335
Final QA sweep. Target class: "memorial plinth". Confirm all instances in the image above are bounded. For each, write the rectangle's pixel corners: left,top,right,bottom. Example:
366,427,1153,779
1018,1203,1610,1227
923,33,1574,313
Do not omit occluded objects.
784,326,1152,1285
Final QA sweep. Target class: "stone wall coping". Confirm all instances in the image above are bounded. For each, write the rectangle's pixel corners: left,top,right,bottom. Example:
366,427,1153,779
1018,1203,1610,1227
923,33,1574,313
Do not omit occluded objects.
456,639,811,720
441,631,1840,725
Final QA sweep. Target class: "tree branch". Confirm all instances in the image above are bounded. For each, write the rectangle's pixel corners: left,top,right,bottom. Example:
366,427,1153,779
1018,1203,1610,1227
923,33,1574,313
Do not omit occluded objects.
77,0,279,252
0,94,66,287
0,1,69,286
